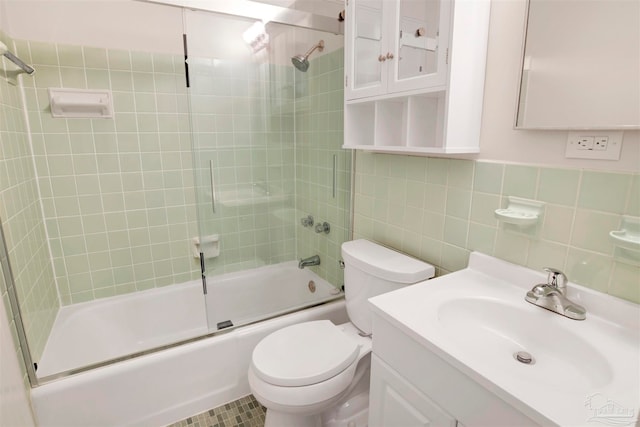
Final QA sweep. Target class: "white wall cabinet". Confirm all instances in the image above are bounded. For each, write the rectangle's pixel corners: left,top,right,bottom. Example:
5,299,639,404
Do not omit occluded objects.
345,0,450,100
343,0,491,154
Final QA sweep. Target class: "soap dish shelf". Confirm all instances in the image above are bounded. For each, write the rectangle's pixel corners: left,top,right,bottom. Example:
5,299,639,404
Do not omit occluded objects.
609,231,640,250
610,216,640,261
495,197,545,228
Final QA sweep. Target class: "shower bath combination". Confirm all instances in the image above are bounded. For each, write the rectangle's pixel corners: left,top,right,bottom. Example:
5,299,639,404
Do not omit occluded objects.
291,39,324,72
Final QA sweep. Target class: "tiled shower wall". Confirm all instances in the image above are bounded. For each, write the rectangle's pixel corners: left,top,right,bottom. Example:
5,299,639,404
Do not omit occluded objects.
353,153,640,303
11,37,350,309
295,48,350,286
189,57,297,274
15,39,201,305
0,32,58,362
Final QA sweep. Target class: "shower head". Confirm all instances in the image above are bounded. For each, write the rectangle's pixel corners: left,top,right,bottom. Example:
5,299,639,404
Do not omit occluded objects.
291,40,324,72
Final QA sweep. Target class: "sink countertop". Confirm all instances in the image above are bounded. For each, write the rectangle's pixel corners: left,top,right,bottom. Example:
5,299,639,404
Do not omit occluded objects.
369,252,640,426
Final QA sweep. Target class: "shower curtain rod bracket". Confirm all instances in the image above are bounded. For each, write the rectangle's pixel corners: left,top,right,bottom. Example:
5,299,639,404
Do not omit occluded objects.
0,41,36,83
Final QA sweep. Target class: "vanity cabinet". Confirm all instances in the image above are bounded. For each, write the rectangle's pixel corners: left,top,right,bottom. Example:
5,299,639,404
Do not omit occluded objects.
369,311,539,426
343,0,490,154
369,355,456,427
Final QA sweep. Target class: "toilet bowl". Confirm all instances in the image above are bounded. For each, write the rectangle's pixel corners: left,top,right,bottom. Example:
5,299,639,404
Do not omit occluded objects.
248,240,434,427
249,322,371,426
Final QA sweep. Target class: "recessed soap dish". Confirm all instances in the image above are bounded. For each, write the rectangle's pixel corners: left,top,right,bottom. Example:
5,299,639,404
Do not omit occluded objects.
494,209,538,226
609,231,640,250
610,216,640,262
494,197,545,228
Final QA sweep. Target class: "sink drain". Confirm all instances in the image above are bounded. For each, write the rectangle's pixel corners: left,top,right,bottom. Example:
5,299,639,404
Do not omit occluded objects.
514,351,535,365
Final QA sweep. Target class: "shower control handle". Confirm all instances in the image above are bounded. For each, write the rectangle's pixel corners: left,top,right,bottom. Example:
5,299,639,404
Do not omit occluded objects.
301,215,314,228
315,222,330,234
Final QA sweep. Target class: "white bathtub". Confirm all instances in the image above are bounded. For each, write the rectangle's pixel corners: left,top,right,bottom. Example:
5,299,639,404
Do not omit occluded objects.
31,261,347,427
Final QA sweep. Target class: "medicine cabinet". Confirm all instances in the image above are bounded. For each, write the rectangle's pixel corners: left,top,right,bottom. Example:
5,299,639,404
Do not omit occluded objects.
343,0,490,154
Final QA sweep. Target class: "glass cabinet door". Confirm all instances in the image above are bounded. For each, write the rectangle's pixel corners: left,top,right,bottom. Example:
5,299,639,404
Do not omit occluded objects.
389,0,450,93
345,0,386,99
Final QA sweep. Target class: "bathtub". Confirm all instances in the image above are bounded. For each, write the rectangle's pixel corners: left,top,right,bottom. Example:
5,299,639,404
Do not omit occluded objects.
31,261,347,427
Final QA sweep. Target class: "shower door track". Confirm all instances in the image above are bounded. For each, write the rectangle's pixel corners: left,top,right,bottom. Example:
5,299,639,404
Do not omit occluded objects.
138,0,344,34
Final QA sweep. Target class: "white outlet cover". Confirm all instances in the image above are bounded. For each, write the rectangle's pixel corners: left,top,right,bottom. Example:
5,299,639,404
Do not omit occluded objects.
565,131,623,160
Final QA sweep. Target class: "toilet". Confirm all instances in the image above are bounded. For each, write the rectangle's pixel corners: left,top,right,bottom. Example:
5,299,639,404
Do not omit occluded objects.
248,239,435,427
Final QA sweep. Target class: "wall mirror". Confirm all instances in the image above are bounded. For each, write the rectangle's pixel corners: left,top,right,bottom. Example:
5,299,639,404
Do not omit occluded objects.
515,0,640,129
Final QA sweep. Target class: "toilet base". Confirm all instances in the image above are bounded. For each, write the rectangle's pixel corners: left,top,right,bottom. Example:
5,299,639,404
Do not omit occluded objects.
263,361,371,427
264,411,322,427
264,389,369,427
323,390,369,427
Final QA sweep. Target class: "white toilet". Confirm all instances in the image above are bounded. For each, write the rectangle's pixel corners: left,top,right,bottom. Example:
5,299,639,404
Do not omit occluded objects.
248,239,435,427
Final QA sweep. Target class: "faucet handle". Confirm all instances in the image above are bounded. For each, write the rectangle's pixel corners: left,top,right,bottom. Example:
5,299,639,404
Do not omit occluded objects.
543,267,567,294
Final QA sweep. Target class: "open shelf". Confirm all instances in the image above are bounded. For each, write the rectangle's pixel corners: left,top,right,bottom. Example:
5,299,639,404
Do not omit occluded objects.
343,91,449,153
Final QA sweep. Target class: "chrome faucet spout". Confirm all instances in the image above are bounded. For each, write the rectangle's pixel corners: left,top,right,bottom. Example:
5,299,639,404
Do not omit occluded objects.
525,268,586,320
298,255,320,269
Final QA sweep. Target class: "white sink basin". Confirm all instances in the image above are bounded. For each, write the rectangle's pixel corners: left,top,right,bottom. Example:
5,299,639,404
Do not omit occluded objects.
369,252,639,426
438,297,613,391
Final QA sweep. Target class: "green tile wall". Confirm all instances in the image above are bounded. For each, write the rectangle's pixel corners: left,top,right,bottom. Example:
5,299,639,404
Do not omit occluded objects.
353,153,640,303
188,47,349,286
0,32,59,362
295,48,350,287
16,39,200,304
189,57,297,274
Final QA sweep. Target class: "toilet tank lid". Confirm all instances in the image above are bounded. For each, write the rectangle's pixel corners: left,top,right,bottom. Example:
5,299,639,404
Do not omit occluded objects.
341,239,435,284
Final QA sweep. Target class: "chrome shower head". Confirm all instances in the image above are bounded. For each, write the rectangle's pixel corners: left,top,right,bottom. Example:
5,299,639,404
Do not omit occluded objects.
291,40,324,72
291,54,309,72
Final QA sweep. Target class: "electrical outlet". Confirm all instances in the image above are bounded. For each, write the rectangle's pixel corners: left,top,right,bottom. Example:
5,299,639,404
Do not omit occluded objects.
566,132,623,160
594,137,608,150
577,136,594,150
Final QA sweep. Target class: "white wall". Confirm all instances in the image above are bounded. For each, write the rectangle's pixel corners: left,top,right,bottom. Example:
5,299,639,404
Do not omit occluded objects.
0,277,36,427
0,0,7,32
3,0,343,66
478,0,639,172
4,0,184,54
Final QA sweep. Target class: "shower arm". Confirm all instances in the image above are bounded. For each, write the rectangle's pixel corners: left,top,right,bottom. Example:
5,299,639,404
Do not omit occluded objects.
303,41,324,59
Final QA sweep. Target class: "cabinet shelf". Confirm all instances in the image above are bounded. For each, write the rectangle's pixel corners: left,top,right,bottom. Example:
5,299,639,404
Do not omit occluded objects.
341,145,480,155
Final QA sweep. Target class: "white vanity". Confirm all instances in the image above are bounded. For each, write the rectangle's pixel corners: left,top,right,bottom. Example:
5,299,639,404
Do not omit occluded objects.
368,252,639,426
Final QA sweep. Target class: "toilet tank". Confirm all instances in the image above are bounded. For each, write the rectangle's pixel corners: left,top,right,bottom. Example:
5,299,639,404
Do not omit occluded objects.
341,239,435,335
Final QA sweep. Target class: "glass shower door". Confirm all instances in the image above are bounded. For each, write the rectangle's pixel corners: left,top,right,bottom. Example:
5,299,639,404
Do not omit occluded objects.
186,9,349,334
186,10,298,332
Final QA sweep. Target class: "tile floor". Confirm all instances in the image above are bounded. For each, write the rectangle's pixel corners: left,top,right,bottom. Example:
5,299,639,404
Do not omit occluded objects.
168,395,266,427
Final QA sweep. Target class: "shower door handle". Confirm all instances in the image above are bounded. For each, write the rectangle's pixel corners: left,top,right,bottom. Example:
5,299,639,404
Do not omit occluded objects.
332,154,337,199
209,160,216,214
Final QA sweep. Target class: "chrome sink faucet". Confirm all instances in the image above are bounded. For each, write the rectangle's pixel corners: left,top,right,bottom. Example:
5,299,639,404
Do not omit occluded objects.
298,255,320,269
525,267,586,320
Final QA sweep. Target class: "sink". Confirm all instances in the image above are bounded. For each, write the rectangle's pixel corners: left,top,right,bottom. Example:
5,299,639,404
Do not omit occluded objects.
437,297,613,390
369,252,639,426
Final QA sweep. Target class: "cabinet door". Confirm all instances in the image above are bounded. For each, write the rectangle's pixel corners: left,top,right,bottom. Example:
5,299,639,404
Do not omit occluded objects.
387,0,451,93
345,0,388,100
369,355,457,427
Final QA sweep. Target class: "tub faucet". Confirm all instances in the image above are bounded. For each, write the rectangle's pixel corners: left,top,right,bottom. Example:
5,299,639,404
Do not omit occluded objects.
525,267,586,320
298,255,320,269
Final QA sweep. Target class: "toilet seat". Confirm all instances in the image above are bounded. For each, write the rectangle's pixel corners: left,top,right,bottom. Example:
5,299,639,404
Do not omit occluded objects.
251,320,360,387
